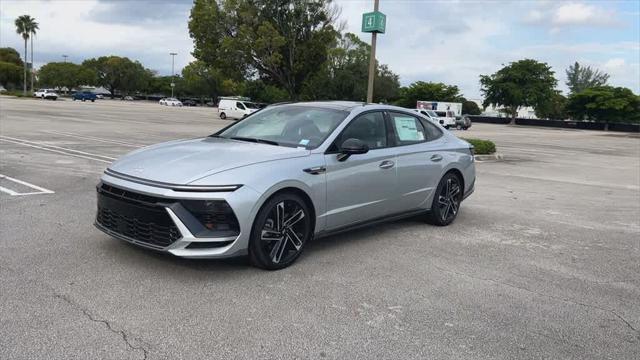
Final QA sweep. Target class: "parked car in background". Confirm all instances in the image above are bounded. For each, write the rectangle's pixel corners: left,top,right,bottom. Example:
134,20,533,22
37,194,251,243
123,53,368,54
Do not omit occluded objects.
34,89,58,100
123,96,135,101
413,109,439,123
455,115,472,130
182,99,197,107
95,101,476,269
72,91,97,102
159,97,183,106
96,94,104,99
218,99,261,119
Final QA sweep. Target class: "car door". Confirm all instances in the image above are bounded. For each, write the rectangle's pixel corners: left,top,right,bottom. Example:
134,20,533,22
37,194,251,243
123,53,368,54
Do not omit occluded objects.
234,102,247,118
387,111,446,211
324,111,397,229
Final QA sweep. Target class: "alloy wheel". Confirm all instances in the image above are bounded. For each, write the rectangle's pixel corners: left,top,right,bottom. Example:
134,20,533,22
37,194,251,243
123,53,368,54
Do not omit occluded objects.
437,177,461,222
259,200,309,264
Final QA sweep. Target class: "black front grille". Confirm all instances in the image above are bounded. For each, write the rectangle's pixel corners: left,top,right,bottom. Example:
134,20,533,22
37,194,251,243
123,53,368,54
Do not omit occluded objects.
96,184,181,248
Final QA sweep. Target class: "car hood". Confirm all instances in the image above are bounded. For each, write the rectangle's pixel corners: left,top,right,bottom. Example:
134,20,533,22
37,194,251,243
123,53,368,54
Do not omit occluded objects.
108,137,309,185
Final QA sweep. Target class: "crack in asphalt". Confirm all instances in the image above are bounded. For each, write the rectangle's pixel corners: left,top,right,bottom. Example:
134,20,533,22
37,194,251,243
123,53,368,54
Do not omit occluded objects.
53,293,149,360
431,265,640,340
1,263,150,359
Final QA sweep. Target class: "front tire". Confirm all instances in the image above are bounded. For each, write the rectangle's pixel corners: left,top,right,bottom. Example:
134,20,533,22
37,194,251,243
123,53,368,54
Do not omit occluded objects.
219,112,226,119
249,193,312,270
426,172,463,226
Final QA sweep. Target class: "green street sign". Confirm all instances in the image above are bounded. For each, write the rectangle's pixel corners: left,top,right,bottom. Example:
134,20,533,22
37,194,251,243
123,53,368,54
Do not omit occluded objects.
362,11,386,34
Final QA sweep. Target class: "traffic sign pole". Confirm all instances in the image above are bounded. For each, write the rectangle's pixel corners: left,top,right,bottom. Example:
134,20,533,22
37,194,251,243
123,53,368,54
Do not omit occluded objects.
365,0,381,103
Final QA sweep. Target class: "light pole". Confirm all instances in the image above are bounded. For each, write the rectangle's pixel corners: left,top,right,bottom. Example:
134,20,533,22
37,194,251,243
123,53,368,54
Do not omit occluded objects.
62,54,68,63
170,52,177,98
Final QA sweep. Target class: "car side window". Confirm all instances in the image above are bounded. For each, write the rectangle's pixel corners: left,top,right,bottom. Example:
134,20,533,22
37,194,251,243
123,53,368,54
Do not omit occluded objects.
389,112,426,145
420,119,444,141
337,112,387,150
237,102,246,110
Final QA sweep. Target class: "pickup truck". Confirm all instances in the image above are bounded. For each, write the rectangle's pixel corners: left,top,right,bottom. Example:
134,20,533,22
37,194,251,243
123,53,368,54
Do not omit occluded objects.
72,91,97,102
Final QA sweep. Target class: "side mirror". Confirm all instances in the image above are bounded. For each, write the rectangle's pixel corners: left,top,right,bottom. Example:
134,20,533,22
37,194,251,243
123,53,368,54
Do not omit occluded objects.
338,138,369,161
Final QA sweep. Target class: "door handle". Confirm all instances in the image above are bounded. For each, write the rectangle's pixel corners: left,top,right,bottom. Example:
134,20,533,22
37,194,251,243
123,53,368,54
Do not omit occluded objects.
379,160,395,169
430,154,443,162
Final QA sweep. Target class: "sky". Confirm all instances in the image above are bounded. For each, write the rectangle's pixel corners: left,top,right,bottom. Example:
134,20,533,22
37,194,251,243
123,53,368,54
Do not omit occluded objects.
1,0,638,99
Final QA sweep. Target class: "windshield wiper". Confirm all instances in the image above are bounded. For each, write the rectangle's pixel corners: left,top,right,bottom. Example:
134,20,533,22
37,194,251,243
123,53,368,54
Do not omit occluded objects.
229,136,279,146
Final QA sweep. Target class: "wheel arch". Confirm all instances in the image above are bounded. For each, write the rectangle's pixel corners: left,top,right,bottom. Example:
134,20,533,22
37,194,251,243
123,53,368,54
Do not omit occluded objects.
443,167,465,192
257,186,317,234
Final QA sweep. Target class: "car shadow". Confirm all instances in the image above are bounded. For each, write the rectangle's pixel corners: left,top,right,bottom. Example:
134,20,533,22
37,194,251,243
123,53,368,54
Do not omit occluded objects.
306,216,427,253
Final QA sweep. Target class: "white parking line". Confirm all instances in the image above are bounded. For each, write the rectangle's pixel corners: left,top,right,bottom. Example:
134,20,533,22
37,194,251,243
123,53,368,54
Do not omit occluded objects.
0,174,54,196
0,136,115,163
44,130,145,148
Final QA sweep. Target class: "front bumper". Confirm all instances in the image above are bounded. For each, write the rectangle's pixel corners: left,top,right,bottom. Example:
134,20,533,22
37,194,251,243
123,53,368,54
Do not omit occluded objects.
94,173,260,259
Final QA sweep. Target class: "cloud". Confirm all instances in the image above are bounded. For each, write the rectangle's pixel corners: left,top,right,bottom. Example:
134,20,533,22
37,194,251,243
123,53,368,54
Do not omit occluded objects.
0,0,194,74
89,0,192,25
524,1,620,30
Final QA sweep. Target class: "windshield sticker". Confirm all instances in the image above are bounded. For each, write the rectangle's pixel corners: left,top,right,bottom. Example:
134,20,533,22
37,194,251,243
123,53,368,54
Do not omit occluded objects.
299,139,310,146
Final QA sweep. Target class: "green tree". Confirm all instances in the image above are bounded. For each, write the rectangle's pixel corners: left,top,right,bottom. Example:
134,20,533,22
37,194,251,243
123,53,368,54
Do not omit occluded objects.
14,15,37,95
535,91,567,119
480,59,557,124
0,47,23,90
373,65,400,103
462,100,481,115
83,56,150,97
394,81,464,108
38,62,96,92
565,62,609,94
243,80,289,103
181,60,223,100
0,62,23,90
0,47,23,66
300,32,399,102
566,86,640,129
189,0,339,99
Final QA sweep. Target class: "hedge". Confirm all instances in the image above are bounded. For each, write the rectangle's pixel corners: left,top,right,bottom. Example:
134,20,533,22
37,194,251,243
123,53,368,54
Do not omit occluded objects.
461,138,496,155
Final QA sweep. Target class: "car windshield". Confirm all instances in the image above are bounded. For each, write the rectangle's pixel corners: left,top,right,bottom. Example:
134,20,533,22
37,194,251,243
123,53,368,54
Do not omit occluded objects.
426,110,438,118
216,105,348,149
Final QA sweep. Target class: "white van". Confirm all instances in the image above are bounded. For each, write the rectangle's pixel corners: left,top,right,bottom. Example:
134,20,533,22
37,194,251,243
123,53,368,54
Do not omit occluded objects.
218,99,261,120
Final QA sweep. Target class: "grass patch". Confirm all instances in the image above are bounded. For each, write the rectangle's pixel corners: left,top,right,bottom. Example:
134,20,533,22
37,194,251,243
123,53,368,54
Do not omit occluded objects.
0,90,29,97
461,138,496,155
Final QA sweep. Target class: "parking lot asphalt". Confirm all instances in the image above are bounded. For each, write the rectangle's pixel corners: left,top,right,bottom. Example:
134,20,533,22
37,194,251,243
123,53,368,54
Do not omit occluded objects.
1,97,638,359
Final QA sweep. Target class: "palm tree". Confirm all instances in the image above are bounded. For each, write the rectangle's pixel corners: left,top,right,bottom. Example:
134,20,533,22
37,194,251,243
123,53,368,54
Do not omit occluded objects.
14,15,37,95
29,20,39,93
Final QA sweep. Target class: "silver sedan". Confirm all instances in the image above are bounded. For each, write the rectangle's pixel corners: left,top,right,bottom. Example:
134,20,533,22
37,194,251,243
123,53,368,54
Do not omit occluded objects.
95,101,476,269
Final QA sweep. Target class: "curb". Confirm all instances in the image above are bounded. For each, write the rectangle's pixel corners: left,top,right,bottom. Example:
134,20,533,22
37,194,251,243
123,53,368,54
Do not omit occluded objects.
474,153,503,162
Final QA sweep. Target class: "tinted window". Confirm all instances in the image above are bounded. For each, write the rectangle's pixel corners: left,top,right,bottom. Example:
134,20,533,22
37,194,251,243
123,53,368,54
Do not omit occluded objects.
420,119,444,141
236,102,246,110
389,112,426,145
337,112,387,150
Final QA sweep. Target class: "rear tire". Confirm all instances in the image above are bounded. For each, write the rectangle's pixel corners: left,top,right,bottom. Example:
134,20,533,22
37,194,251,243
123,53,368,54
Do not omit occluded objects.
249,192,312,270
425,172,463,226
219,112,227,119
